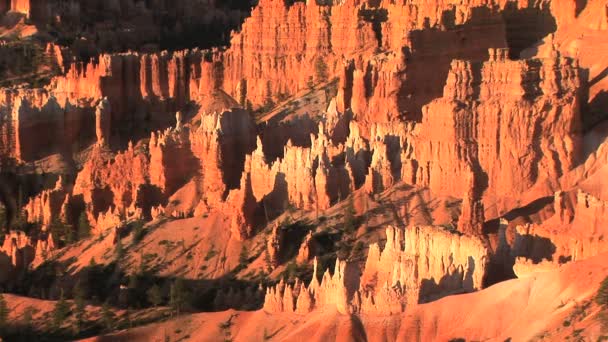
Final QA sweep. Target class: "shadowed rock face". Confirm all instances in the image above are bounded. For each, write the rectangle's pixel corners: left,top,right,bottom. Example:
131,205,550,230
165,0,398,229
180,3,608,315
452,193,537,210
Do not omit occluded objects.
3,0,254,54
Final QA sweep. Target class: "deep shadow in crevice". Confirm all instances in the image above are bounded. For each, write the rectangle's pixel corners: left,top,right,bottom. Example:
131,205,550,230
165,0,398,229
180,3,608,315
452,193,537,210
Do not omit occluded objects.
482,196,554,287
502,4,557,59
587,90,608,132
399,6,506,121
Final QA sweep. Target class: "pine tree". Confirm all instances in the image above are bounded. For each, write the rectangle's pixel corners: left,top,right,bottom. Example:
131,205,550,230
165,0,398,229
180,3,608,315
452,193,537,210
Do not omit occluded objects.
22,306,34,331
239,245,249,265
74,283,86,334
0,293,9,330
128,273,138,289
101,302,115,332
0,205,7,231
124,308,133,329
131,220,145,243
115,238,124,259
597,276,608,307
147,284,163,307
78,212,91,240
49,219,74,245
169,278,188,315
263,248,273,273
314,58,328,83
344,196,356,234
52,290,71,331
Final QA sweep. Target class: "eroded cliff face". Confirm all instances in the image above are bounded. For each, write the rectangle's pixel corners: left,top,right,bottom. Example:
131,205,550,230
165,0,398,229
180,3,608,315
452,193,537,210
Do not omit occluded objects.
4,49,583,238
0,0,603,327
409,49,582,217
263,225,488,314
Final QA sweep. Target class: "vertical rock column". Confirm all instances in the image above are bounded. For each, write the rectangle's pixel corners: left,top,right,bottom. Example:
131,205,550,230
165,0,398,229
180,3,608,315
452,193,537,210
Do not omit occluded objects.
11,0,29,16
95,98,111,147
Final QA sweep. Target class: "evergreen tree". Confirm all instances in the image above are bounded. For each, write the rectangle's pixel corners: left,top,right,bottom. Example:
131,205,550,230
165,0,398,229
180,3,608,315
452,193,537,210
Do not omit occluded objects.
49,219,74,245
169,278,188,315
115,238,124,259
128,273,139,289
131,220,145,243
101,302,115,332
263,249,273,273
239,245,249,265
344,196,356,234
78,212,91,240
0,205,7,231
314,58,328,83
22,306,34,331
124,308,133,329
52,290,71,331
74,283,86,334
597,276,608,307
0,293,9,330
147,284,163,307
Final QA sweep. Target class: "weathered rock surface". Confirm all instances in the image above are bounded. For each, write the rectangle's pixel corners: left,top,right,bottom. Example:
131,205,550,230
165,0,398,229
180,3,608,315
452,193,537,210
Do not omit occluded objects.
264,225,488,314
0,0,605,330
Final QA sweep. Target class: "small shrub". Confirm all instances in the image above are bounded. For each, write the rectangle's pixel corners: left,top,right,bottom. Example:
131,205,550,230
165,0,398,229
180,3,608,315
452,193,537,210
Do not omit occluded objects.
343,196,356,234
51,290,71,330
351,241,365,260
78,212,91,240
205,247,218,261
147,284,163,307
0,294,9,329
596,276,608,307
131,220,146,243
314,58,328,83
238,246,249,265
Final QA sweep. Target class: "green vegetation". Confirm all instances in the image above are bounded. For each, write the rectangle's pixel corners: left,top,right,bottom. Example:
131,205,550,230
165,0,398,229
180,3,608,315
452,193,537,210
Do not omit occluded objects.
205,246,219,261
147,284,163,307
169,278,189,315
0,294,9,331
101,302,115,332
263,249,273,273
314,58,328,83
0,39,59,88
49,218,75,246
52,290,71,331
73,283,86,333
351,241,365,261
238,79,247,107
77,213,91,240
115,238,124,259
21,306,34,330
131,220,146,243
218,314,237,342
239,245,249,265
344,196,356,234
596,276,608,307
0,206,6,231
